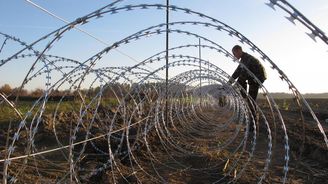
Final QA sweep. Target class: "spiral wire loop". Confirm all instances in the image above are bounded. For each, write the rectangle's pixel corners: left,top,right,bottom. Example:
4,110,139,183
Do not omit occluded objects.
0,1,327,183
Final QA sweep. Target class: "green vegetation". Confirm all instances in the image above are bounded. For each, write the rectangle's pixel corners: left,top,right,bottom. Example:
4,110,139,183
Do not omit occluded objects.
0,97,120,125
282,99,290,110
258,92,328,99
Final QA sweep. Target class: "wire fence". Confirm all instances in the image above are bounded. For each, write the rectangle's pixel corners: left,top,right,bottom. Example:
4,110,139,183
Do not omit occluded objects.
0,1,327,183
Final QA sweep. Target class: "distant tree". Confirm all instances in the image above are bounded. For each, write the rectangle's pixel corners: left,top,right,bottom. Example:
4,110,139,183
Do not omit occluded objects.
0,84,13,95
50,89,64,96
31,88,44,97
12,87,29,96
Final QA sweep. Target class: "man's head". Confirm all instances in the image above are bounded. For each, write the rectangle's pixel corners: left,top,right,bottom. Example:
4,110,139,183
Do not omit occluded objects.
232,45,243,60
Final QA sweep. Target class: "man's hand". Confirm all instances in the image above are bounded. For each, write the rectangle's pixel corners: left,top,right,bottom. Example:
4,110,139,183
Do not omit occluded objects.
228,77,235,84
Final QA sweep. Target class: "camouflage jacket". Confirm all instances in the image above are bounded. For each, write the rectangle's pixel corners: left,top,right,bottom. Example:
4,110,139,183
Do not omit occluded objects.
231,52,266,84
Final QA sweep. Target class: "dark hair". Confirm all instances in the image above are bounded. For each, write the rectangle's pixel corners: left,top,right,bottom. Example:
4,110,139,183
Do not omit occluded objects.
232,45,242,52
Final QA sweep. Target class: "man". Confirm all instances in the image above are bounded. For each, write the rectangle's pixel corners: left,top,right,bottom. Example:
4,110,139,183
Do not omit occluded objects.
229,45,266,101
229,45,266,131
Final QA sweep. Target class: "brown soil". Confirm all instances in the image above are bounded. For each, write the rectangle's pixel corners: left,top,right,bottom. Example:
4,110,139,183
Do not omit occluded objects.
1,103,328,183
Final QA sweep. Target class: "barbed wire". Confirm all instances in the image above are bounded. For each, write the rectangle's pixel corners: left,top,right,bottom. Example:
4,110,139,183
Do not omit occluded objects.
1,1,327,183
